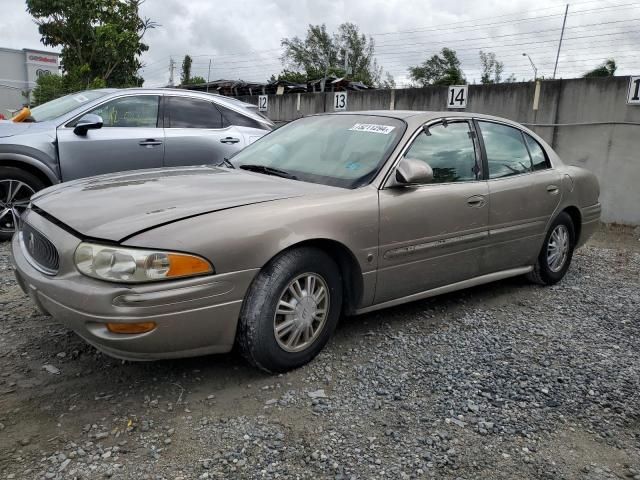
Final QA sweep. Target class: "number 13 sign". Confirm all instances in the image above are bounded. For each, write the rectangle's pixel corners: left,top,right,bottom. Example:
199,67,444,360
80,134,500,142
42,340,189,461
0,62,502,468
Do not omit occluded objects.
447,85,468,109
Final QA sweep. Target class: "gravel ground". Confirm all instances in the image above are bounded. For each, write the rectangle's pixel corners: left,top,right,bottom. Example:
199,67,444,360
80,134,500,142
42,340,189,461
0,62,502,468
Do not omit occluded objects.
1,227,639,480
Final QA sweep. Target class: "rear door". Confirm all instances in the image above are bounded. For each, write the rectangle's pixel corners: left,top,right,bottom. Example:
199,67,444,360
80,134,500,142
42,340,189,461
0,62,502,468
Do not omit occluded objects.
163,95,246,167
215,102,269,146
57,94,163,181
476,120,562,272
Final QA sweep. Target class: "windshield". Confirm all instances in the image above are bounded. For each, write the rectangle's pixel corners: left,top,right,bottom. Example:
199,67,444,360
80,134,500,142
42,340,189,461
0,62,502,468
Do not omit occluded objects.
29,90,110,122
230,114,405,188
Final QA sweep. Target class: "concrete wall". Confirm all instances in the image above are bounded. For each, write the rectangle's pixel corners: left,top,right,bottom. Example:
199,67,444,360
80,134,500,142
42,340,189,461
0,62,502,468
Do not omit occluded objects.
238,76,640,225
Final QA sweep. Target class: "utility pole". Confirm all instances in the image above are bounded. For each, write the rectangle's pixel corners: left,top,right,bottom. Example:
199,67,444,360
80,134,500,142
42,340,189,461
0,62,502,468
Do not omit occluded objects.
206,58,212,92
553,4,569,79
522,53,538,80
344,49,351,76
168,57,176,87
322,49,331,93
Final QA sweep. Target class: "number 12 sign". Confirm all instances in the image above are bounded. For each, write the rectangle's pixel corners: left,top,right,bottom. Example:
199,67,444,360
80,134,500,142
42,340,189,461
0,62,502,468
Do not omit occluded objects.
628,76,640,105
448,85,468,109
258,95,268,112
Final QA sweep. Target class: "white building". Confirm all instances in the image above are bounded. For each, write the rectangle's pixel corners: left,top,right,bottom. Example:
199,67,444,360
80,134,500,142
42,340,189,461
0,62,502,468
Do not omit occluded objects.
0,47,60,117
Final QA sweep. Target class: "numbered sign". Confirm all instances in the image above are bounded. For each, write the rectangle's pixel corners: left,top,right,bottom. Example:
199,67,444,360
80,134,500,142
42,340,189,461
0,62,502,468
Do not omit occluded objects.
258,95,268,112
334,91,348,111
628,76,640,105
447,85,468,109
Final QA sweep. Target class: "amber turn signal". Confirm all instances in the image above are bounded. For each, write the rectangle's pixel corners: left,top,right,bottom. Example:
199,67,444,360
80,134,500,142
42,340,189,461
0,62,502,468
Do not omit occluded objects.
166,253,213,278
106,322,157,334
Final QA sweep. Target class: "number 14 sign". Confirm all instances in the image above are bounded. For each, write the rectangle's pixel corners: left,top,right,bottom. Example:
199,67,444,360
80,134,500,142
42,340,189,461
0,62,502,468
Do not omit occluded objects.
447,85,468,109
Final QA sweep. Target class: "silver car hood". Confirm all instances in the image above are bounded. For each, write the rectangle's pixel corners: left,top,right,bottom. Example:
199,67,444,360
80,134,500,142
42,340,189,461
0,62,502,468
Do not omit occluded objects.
0,121,47,138
31,166,319,242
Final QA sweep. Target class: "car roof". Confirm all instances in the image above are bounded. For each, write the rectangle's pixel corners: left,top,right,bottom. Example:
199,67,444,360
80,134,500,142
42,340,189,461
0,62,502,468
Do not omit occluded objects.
90,87,272,125
328,109,532,129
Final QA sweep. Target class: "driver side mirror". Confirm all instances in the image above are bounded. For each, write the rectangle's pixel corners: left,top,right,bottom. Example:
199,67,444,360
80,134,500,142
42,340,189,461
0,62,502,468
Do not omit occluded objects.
389,157,434,187
73,114,103,136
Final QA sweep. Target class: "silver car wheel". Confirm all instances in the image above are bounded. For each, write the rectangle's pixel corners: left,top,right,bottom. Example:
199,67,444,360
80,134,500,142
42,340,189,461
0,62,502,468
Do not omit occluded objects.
273,273,330,353
0,180,35,234
547,224,570,273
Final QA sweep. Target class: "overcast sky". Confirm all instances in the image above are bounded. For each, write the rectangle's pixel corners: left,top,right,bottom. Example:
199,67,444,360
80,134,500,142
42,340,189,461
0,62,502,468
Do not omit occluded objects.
2,0,638,86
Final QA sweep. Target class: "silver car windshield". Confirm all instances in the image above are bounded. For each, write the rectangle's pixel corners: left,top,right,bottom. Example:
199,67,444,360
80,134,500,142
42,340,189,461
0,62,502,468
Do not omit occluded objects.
29,90,110,122
231,114,405,188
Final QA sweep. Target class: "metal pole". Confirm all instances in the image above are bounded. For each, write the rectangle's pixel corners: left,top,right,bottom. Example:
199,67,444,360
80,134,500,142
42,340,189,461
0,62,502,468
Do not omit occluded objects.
522,53,537,80
206,59,212,92
553,4,569,79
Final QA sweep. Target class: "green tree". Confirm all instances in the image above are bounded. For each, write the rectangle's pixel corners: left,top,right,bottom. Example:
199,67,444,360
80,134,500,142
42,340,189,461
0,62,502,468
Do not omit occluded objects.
181,55,192,85
26,0,156,89
479,51,504,84
583,59,616,78
188,76,207,85
269,70,310,84
408,48,465,86
32,74,106,105
280,23,382,86
32,74,65,105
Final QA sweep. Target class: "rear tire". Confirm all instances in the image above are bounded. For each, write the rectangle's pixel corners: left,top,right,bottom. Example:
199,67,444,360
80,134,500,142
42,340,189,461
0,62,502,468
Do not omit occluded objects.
0,167,45,241
527,211,576,285
236,247,343,373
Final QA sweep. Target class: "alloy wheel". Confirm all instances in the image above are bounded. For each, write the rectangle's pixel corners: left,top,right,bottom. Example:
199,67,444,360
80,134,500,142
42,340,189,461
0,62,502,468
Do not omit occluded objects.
0,179,35,234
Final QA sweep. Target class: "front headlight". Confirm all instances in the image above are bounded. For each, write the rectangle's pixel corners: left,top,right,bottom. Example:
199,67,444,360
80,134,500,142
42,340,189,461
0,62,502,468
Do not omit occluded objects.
74,242,213,283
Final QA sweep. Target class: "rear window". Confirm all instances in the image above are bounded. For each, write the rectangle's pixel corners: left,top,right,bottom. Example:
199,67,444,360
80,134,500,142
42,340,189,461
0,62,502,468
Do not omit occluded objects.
524,133,550,170
165,96,223,129
217,104,267,130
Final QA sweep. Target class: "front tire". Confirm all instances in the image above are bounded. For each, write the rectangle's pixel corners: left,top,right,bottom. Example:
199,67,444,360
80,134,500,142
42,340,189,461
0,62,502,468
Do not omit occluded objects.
236,247,343,373
0,167,45,241
527,211,576,285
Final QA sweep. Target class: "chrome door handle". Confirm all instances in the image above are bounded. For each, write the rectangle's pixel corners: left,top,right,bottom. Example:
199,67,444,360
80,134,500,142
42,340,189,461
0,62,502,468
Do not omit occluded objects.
466,195,486,208
546,184,560,194
139,139,162,146
220,137,240,144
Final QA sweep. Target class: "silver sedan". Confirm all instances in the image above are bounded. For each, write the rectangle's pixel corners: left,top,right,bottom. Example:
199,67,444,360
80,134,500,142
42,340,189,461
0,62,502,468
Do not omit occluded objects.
11,111,601,372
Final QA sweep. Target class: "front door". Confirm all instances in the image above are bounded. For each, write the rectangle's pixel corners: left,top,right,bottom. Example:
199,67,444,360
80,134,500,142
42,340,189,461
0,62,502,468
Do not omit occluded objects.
57,94,164,181
475,120,562,272
376,119,489,304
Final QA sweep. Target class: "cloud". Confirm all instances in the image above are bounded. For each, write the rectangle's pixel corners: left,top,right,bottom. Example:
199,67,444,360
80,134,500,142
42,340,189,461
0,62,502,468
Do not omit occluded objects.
1,0,638,87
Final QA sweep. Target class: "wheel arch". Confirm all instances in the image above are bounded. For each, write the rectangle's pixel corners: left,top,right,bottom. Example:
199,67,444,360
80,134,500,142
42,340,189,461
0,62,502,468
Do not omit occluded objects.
561,205,582,245
267,238,364,316
0,154,58,187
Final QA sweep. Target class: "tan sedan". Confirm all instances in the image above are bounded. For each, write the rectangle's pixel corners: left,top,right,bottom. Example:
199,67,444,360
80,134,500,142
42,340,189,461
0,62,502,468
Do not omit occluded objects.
11,111,601,372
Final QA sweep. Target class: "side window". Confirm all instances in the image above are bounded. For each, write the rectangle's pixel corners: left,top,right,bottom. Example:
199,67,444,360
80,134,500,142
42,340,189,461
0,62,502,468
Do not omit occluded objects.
524,133,550,171
478,121,533,179
87,96,159,127
217,104,265,130
404,121,479,183
166,96,223,129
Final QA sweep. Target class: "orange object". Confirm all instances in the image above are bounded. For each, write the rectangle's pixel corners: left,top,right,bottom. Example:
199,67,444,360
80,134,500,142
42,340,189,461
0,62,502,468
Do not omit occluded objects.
166,253,213,278
106,322,156,334
12,107,31,123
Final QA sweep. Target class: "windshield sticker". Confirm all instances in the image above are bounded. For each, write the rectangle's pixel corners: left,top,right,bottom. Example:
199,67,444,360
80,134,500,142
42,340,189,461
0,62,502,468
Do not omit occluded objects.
345,161,361,171
349,123,396,134
73,94,89,103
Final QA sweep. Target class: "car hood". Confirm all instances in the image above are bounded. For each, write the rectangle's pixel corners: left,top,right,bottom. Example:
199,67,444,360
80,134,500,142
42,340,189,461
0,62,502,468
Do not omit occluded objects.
0,120,54,138
31,166,322,242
